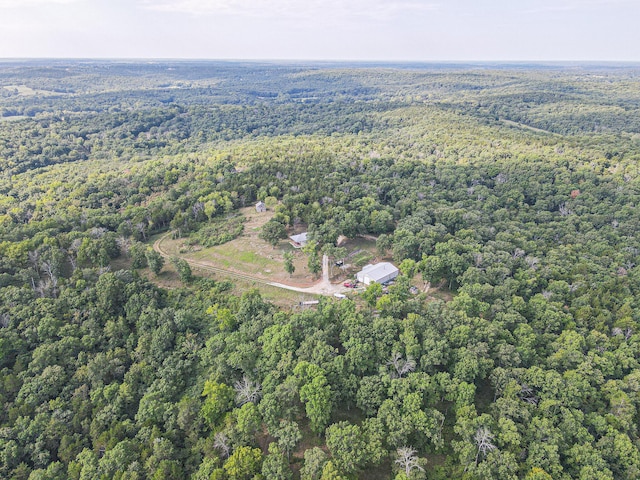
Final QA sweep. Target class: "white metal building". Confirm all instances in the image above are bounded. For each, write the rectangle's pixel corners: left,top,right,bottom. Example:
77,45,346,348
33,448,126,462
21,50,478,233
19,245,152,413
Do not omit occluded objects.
356,262,399,285
255,201,267,213
289,232,308,248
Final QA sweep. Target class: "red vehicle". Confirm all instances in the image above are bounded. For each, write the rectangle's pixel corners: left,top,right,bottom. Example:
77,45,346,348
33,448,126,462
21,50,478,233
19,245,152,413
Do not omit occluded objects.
343,282,356,288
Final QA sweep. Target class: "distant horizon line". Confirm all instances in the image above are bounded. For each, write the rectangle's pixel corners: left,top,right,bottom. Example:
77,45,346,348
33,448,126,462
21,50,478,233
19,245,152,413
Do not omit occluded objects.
1,57,640,66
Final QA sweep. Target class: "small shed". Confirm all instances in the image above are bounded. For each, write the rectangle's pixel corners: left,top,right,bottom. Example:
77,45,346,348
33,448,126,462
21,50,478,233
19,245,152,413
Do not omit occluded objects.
356,262,399,285
289,232,308,248
255,201,267,213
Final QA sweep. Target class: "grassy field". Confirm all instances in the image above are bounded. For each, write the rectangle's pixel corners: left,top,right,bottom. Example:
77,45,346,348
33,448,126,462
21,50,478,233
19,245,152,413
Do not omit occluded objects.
161,206,318,286
158,207,386,286
142,235,319,307
149,266,317,308
150,208,415,308
222,276,320,308
2,84,60,97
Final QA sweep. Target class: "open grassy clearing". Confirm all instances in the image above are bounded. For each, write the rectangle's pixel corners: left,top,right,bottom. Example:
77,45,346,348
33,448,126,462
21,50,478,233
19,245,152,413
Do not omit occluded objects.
500,118,559,136
163,206,318,286
2,84,61,96
144,236,319,307
0,115,28,122
152,210,442,308
152,222,446,307
216,274,321,308
157,207,386,290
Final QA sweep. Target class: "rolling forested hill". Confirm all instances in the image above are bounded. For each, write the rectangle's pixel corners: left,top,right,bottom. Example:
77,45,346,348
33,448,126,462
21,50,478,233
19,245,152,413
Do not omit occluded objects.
1,60,640,480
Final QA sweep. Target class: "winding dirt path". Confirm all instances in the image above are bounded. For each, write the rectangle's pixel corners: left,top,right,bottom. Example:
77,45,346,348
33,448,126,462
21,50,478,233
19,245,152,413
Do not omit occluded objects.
154,233,345,296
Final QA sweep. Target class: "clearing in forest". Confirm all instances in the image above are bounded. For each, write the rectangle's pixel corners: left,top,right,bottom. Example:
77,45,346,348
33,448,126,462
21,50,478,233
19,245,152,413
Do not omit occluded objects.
159,206,318,287
153,207,436,302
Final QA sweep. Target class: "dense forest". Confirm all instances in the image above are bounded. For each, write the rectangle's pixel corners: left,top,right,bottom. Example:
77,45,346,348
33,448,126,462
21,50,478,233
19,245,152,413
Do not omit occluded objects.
1,60,640,479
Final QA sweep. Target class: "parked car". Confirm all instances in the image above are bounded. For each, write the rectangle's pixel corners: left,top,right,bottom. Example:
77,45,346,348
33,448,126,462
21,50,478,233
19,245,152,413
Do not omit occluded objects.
343,282,356,288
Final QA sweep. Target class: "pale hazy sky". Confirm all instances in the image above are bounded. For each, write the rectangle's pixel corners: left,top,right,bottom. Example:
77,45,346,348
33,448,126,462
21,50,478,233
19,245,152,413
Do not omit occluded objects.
0,0,637,61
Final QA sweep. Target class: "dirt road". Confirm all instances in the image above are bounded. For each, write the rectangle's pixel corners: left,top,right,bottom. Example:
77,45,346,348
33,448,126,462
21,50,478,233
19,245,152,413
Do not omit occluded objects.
153,233,345,296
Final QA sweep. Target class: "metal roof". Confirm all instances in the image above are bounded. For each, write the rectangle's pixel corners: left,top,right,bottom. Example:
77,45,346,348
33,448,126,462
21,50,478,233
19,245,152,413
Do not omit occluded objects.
289,232,308,244
359,262,398,281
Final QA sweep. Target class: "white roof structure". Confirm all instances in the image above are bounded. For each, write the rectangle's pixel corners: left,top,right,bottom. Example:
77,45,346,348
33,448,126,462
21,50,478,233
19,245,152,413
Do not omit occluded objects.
289,232,308,247
356,262,399,285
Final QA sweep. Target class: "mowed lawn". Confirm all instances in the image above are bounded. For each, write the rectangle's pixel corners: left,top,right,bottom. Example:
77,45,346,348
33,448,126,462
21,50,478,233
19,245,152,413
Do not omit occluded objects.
167,206,316,286
189,241,281,272
159,206,389,288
